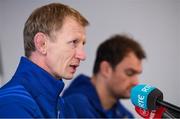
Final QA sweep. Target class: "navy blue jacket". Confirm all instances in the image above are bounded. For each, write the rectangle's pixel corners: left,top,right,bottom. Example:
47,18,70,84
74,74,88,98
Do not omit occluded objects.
63,74,134,118
0,57,76,118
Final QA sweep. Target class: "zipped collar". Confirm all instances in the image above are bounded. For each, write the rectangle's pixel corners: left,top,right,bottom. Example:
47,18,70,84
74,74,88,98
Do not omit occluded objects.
64,74,131,117
13,56,64,102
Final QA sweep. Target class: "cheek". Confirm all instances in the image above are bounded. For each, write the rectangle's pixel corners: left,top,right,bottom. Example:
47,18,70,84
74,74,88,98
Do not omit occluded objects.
114,72,125,83
112,73,130,90
63,49,76,61
57,50,76,70
108,74,122,89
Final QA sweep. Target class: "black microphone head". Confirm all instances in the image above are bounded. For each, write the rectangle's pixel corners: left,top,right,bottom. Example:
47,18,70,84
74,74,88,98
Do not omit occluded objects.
131,84,163,110
147,88,163,110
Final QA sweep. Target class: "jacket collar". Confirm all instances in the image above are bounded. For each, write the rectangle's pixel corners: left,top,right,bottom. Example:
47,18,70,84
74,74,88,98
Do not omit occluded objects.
66,74,127,117
13,56,64,102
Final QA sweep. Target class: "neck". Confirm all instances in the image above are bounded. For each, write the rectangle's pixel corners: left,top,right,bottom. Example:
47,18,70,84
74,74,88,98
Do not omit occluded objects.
91,74,117,110
29,53,45,69
29,52,52,76
29,52,61,80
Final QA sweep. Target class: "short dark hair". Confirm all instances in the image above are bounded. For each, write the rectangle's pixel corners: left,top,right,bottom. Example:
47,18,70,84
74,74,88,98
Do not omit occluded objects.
23,3,89,57
93,34,146,74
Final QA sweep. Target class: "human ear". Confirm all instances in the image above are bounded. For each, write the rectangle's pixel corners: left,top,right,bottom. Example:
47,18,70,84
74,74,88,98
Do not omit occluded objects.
100,61,112,78
34,32,47,55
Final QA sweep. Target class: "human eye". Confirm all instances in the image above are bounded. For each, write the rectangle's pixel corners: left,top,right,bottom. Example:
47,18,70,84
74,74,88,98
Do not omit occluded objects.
69,39,79,48
83,40,86,45
125,69,136,77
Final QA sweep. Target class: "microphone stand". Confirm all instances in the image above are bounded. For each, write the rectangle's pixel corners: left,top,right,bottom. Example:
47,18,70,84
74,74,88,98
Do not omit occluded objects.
157,99,180,117
162,110,175,118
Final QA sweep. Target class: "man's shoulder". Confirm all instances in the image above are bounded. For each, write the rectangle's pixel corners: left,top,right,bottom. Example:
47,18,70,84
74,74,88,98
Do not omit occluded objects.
0,84,42,117
72,74,91,84
63,74,92,96
0,85,37,109
64,93,89,104
63,94,96,118
116,101,134,118
64,93,93,109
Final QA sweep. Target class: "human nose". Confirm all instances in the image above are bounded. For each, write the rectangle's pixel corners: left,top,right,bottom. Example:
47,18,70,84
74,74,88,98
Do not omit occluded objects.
76,46,86,61
132,76,139,86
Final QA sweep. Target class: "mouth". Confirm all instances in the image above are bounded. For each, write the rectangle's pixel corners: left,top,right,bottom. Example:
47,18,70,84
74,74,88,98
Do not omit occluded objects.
69,64,79,73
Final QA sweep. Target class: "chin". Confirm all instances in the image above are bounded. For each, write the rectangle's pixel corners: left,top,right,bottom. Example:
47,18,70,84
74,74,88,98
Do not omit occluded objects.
64,77,73,80
62,74,74,80
120,96,130,99
119,93,130,99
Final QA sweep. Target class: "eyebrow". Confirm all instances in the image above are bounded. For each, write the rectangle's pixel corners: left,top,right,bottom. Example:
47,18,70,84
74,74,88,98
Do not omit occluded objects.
126,68,142,74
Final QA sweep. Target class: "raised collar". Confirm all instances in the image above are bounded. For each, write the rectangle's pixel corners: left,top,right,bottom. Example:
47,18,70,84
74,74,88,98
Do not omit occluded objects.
69,74,104,112
13,56,64,102
67,74,124,117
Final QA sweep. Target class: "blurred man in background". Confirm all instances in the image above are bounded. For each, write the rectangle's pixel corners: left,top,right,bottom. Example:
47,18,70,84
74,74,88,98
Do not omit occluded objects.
63,34,146,118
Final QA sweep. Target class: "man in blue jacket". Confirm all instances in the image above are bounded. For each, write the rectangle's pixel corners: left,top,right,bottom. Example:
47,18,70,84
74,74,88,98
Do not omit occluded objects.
63,34,146,118
0,3,89,118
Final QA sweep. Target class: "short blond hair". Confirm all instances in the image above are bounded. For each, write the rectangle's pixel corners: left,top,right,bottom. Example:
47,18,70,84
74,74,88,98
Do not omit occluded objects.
24,3,89,57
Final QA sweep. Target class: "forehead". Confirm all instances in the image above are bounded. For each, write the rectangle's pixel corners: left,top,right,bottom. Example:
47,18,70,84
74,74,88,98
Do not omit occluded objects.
62,17,86,33
116,52,143,72
51,17,86,41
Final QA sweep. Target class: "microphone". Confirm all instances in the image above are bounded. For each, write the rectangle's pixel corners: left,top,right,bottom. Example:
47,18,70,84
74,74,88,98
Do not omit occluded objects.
135,106,174,118
135,106,151,118
130,84,180,117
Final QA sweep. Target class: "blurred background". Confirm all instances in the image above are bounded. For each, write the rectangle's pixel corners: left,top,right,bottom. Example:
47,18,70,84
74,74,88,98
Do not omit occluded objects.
0,0,179,117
